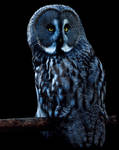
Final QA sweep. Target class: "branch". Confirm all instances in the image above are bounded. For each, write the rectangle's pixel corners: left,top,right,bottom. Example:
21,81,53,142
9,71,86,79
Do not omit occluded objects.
0,117,54,133
107,115,119,125
0,115,118,133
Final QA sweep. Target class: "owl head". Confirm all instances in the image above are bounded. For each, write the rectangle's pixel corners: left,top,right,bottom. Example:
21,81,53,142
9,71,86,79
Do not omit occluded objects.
27,5,88,55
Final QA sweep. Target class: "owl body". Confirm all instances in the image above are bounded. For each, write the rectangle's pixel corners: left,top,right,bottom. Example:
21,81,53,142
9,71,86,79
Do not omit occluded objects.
27,5,108,147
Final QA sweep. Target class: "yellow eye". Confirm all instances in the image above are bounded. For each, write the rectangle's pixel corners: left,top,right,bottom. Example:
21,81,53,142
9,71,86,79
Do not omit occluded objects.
48,27,54,32
64,27,68,32
64,24,71,32
47,24,55,32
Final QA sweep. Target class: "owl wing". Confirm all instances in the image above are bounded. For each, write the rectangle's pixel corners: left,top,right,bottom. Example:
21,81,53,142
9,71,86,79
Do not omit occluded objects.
61,56,108,147
87,56,108,119
78,56,108,147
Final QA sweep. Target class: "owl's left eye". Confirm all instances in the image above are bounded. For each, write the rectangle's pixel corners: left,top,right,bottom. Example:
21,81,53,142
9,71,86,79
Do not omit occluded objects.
64,24,71,32
47,24,55,32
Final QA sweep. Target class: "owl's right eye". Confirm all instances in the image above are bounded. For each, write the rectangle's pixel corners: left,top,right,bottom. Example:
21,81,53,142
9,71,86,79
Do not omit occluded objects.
47,24,55,32
64,24,71,32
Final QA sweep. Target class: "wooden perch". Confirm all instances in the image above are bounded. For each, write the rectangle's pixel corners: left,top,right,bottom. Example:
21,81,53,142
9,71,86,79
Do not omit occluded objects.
0,117,55,133
108,115,118,125
0,115,118,133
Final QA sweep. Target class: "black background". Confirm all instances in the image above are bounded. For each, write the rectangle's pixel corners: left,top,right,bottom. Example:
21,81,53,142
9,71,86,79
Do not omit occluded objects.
0,0,118,149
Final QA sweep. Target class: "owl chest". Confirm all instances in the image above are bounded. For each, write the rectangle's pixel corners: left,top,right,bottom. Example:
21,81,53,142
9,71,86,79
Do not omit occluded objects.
35,65,70,94
35,59,85,98
35,59,89,117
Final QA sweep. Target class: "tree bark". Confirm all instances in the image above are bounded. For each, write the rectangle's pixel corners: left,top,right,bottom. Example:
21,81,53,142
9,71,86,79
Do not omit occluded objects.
0,115,118,133
0,117,53,133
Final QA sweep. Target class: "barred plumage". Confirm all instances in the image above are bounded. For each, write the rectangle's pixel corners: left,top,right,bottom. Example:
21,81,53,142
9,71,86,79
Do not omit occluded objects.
27,4,108,147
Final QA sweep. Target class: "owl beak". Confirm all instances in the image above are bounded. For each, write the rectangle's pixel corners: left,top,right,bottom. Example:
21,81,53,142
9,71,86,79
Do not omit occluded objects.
57,36,63,47
56,35,64,53
59,38,63,44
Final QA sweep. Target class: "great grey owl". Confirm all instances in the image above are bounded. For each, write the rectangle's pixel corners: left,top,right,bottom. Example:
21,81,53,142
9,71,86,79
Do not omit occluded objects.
27,4,108,148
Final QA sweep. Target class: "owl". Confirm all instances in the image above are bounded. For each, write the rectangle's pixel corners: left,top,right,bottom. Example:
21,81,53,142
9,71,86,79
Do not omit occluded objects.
27,5,108,148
